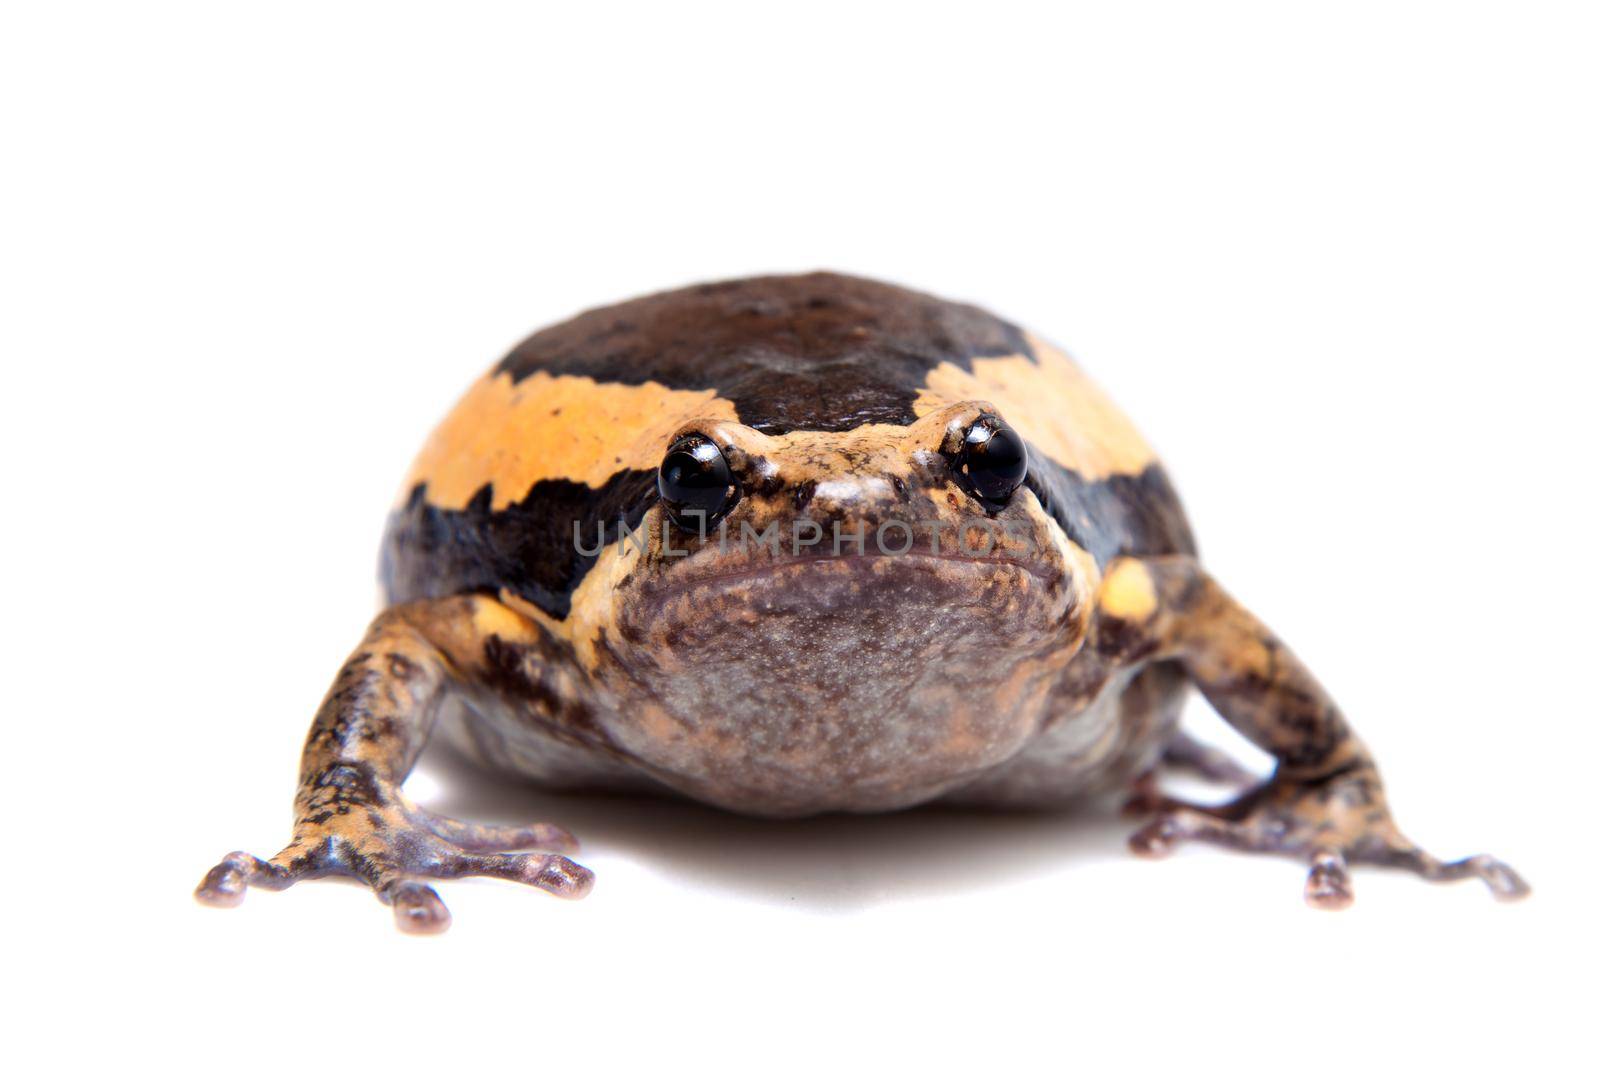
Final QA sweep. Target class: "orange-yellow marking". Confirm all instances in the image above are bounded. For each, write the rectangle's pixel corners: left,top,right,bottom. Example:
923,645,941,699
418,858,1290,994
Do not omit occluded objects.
915,332,1156,480
472,596,541,642
1099,558,1158,622
402,370,739,509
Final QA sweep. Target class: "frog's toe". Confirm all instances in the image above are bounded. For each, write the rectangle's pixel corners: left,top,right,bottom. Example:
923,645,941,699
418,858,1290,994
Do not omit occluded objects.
194,850,296,908
194,854,250,907
534,855,597,898
385,880,452,934
423,849,597,901
1303,849,1354,910
1464,857,1532,900
1353,834,1531,902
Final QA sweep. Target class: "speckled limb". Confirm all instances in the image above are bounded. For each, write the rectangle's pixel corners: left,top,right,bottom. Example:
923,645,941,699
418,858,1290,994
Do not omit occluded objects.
195,596,593,933
1097,556,1528,908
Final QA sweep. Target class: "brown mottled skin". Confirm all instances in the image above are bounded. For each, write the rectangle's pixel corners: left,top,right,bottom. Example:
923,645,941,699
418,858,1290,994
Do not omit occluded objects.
198,273,1527,932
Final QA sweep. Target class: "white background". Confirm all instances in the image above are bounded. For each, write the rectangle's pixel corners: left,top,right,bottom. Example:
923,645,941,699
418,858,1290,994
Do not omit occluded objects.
4,2,1596,1063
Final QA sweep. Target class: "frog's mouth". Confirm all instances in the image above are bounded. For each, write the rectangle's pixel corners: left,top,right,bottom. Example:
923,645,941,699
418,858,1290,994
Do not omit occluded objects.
639,545,1060,601
630,505,1071,603
625,546,1080,668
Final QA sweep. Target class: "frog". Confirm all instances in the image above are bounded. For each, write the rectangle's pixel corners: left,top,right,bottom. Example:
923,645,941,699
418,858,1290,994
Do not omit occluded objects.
196,272,1528,932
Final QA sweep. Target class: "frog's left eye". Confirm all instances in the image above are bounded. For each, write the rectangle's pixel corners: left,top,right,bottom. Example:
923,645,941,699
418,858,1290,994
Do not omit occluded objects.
956,416,1028,509
658,434,737,530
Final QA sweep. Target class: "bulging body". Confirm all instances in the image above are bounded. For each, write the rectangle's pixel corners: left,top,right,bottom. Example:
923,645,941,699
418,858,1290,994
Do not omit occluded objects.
199,273,1527,933
380,273,1191,815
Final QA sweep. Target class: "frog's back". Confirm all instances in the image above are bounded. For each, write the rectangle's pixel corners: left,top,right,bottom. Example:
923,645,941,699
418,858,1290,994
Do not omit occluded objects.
380,272,1195,616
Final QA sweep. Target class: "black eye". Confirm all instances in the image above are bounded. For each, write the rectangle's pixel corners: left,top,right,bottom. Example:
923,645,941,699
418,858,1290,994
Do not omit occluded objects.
658,434,736,530
958,416,1028,509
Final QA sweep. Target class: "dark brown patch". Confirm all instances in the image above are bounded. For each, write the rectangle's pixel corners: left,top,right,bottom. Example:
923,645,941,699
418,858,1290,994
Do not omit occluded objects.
381,470,657,619
1027,453,1196,567
495,273,1034,434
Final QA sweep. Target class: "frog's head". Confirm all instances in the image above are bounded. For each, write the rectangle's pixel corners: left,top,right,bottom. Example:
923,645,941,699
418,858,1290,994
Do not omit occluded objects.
588,401,1096,813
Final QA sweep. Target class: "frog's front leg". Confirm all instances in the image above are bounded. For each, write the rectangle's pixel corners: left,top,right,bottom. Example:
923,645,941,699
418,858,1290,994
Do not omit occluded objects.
195,596,594,933
1096,556,1529,909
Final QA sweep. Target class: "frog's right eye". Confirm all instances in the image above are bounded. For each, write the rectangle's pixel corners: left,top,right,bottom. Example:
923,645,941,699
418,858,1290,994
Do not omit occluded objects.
658,434,737,530
954,415,1028,510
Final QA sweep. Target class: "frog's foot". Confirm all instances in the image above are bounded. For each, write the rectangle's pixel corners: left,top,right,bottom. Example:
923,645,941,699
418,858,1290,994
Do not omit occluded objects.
1127,761,1529,908
195,788,592,934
